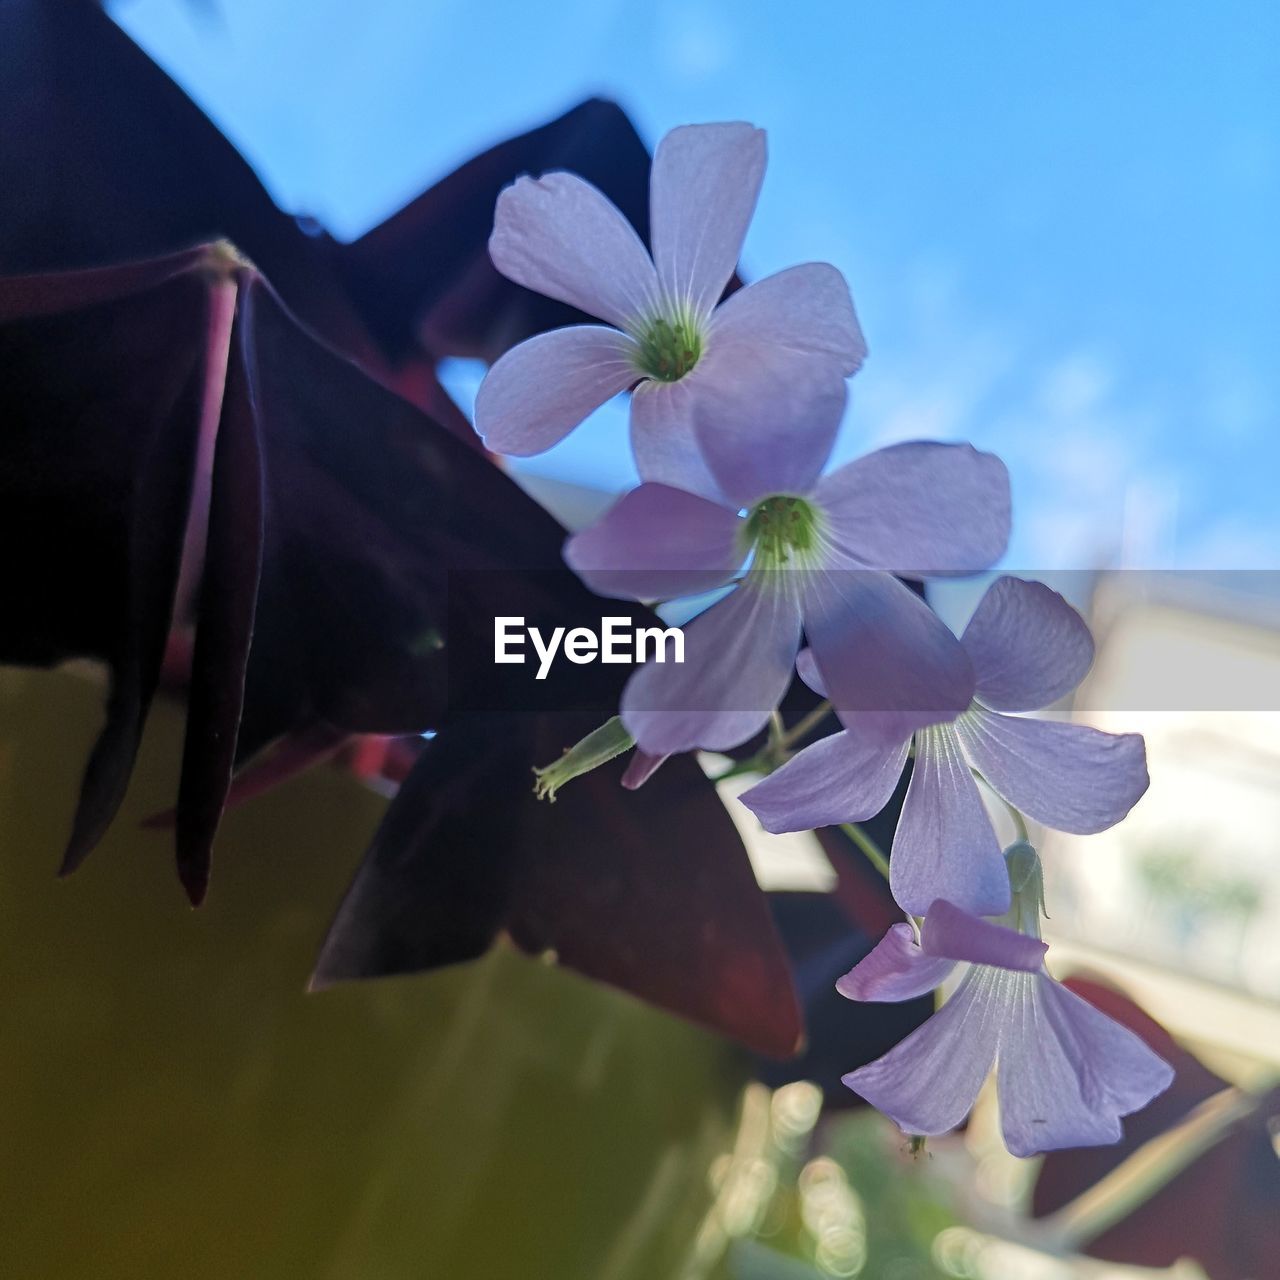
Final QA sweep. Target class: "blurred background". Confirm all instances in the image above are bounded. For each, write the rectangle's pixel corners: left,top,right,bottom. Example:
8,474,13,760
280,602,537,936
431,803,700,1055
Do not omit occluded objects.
7,3,1276,1277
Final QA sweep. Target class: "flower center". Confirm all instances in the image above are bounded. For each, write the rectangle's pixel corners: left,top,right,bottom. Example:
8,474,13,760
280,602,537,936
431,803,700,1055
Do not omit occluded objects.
744,495,822,569
633,310,703,382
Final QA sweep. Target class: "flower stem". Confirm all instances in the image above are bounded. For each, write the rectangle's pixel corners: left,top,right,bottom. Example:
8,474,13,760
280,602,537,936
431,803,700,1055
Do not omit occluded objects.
781,699,833,747
710,701,835,783
841,822,891,881
1045,1081,1278,1253
973,767,1029,841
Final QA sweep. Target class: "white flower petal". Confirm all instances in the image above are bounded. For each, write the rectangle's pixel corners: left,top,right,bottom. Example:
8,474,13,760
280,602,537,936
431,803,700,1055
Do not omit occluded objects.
711,262,867,375
475,325,640,456
490,172,659,330
890,724,1009,918
563,482,743,601
956,706,1149,834
843,967,1001,1137
629,375,728,499
650,122,766,318
621,572,802,754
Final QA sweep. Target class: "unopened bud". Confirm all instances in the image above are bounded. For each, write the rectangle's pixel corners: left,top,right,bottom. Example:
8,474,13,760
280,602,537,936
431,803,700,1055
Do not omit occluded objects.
533,716,635,802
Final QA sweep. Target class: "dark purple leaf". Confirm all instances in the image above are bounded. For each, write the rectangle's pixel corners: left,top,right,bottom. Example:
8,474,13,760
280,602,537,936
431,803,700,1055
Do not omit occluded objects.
0,250,219,874
0,4,663,447
336,97,653,364
1,16,797,1051
312,712,804,1058
0,2,349,339
223,273,640,751
0,0,468,444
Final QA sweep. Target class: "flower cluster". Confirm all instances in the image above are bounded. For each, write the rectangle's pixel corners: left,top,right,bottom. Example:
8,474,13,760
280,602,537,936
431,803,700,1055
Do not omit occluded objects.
477,121,1173,1155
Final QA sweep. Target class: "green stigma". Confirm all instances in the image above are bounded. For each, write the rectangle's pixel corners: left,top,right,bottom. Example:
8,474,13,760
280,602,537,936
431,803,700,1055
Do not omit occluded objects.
744,495,822,569
634,310,703,382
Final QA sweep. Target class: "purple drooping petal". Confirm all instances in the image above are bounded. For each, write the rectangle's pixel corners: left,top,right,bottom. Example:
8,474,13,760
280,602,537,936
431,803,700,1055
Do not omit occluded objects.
956,707,1149,834
849,957,1174,1154
1038,977,1175,1116
795,647,826,696
621,572,802,754
740,728,908,833
475,325,639,455
802,568,976,744
891,724,1008,918
920,898,1047,972
997,973,1173,1157
649,123,766,320
835,922,956,1003
962,576,1095,712
842,969,1000,1137
489,172,659,330
564,482,743,601
710,262,867,376
814,442,1010,577
691,348,847,507
629,376,729,499
621,749,668,790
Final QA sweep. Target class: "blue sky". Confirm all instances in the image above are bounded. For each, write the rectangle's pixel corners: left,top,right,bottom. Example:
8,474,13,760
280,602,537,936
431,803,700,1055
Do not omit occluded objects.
112,0,1280,569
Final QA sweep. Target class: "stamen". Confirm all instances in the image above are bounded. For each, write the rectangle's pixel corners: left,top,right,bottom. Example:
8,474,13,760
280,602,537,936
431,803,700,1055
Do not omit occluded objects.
744,495,823,569
634,310,703,382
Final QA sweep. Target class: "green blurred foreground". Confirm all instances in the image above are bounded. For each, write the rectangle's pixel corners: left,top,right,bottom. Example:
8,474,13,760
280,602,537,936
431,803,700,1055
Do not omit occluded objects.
0,669,746,1279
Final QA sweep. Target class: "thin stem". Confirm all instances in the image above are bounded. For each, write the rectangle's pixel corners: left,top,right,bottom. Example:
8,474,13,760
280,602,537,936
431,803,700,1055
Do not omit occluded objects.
1045,1082,1277,1253
973,767,1029,841
1004,796,1029,842
841,822,891,881
781,699,833,748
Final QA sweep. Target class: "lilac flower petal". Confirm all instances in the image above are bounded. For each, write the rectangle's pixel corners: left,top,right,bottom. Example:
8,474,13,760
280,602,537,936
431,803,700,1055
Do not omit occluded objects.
920,898,1047,972
710,262,868,375
891,724,1009,918
621,749,668,790
835,922,955,1003
629,377,728,499
956,707,1149,834
796,647,826,696
803,568,976,744
475,325,639,455
650,123,766,319
691,348,847,507
740,729,908,833
621,572,802,754
1038,977,1175,1115
842,968,1000,1137
962,576,1095,712
996,972,1117,1155
489,172,659,330
997,973,1172,1157
563,482,743,601
814,442,1010,576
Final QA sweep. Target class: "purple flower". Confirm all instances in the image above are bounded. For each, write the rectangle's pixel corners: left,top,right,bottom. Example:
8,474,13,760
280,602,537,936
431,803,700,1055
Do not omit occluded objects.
565,369,1010,757
743,575,1148,916
839,849,1173,1157
474,122,866,494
